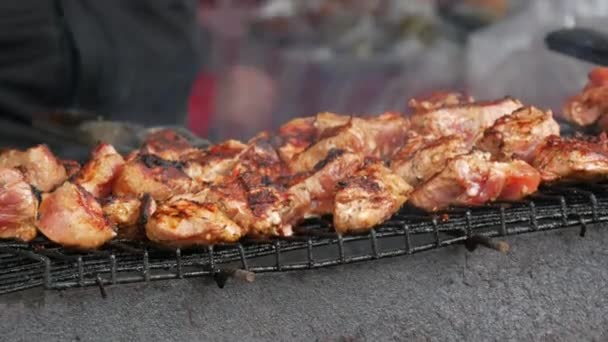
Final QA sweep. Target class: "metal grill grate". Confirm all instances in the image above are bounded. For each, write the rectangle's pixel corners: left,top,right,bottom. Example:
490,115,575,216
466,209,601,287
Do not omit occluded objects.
0,184,607,295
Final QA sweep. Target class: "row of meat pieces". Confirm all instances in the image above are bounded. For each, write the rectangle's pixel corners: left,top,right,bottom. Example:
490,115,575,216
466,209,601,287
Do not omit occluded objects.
2,95,608,249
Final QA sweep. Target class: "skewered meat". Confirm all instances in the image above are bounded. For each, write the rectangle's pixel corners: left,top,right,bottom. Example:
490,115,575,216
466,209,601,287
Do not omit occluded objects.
113,154,197,201
289,112,409,173
564,67,608,127
37,182,115,249
0,145,67,192
140,129,197,161
410,97,523,143
74,143,125,198
146,197,245,247
102,195,156,239
477,106,560,163
181,140,247,184
408,91,474,114
410,151,540,211
532,135,608,183
334,162,412,234
391,134,470,187
0,168,38,241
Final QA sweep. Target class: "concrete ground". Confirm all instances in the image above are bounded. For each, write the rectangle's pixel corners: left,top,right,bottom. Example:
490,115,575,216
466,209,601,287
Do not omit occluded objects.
1,225,607,342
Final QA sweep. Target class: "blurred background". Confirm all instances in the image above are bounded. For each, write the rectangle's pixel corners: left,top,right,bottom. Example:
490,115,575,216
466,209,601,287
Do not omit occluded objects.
184,0,607,141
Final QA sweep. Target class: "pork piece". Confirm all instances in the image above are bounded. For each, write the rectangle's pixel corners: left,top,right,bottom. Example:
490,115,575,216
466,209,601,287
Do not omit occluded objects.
181,140,247,184
289,112,409,173
74,143,125,198
274,112,351,163
391,134,470,187
140,129,197,161
0,168,38,241
61,160,81,179
563,67,608,127
531,135,608,183
410,97,523,143
477,106,560,163
408,91,474,114
284,149,364,224
410,151,540,212
113,154,196,201
0,144,67,191
334,162,413,234
146,196,245,246
37,182,115,249
102,195,156,240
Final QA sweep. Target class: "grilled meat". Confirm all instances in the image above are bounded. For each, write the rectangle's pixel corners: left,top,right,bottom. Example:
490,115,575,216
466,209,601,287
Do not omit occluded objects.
140,129,197,161
113,154,196,201
0,145,67,192
102,195,156,239
410,151,540,211
564,67,608,127
334,162,412,234
532,135,608,183
391,134,470,187
37,182,115,249
181,140,247,184
61,160,81,179
0,168,38,241
289,112,409,173
477,106,560,163
146,197,245,246
74,143,125,198
408,91,474,114
410,97,523,143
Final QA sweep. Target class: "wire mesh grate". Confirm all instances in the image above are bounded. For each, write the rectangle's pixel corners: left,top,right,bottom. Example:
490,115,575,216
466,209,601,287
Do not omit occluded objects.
0,185,607,295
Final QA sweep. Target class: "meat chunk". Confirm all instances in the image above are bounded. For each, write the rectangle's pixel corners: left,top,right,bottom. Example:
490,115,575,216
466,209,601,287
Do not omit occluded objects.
140,129,196,161
37,182,115,249
74,143,125,198
477,106,560,163
563,67,608,127
391,135,470,187
61,160,81,179
410,151,540,212
410,97,523,143
289,112,409,173
181,140,247,184
146,197,245,246
113,154,196,201
532,135,608,183
0,145,67,191
102,195,156,240
0,168,38,241
334,162,413,234
408,91,474,114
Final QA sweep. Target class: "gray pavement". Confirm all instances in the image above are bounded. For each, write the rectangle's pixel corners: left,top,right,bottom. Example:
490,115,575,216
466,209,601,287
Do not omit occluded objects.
1,225,608,341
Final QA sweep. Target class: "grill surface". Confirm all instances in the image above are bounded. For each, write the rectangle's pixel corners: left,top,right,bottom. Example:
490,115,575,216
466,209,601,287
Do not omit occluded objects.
0,184,606,295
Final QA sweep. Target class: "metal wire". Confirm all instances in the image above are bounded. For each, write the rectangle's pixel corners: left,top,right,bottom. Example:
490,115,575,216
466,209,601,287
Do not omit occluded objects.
0,186,607,295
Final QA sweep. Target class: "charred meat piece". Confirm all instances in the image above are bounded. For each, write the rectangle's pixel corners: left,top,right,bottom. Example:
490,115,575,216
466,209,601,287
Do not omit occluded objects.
181,140,247,184
410,97,523,143
37,182,115,249
113,154,197,201
61,160,81,179
532,135,608,183
410,151,540,212
0,145,67,192
289,112,409,173
102,195,156,240
146,197,245,246
140,129,197,161
334,162,413,234
563,67,608,127
284,150,364,224
477,106,560,163
74,143,125,198
0,168,38,241
408,91,474,114
391,134,470,187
